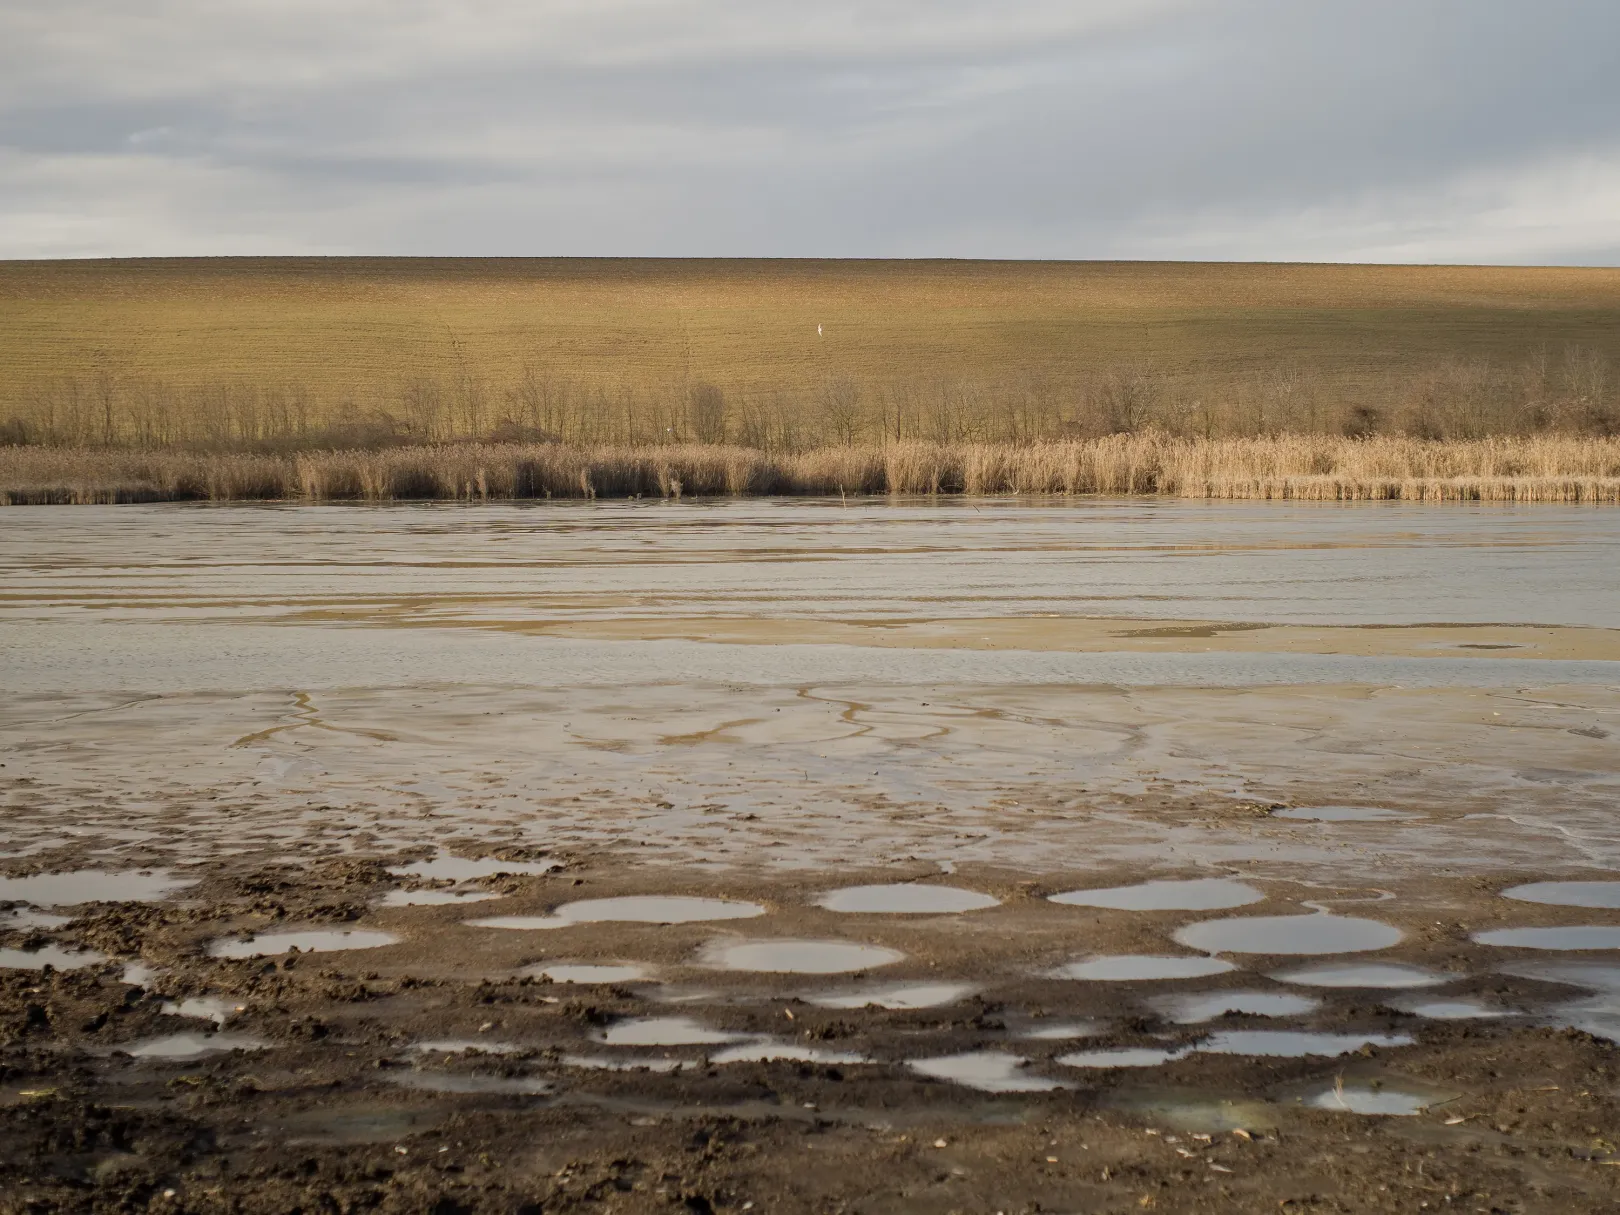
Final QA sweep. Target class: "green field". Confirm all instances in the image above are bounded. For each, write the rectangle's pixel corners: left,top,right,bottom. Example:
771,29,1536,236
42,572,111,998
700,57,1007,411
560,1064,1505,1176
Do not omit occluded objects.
3,258,1619,448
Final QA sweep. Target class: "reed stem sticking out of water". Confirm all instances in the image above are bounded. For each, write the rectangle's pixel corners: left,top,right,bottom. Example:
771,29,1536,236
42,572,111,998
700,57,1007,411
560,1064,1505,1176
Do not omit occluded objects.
4,435,1620,505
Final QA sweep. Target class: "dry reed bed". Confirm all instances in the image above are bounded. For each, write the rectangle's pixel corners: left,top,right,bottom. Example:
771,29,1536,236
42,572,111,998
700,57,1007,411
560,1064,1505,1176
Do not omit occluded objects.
5,435,1620,505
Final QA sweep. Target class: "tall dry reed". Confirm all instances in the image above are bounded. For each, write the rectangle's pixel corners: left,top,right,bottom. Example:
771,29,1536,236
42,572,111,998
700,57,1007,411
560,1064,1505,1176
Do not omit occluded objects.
6,436,1620,505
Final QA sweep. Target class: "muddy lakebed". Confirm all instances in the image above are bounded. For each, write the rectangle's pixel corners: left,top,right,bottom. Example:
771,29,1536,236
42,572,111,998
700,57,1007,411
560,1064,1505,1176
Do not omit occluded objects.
2,499,1620,1213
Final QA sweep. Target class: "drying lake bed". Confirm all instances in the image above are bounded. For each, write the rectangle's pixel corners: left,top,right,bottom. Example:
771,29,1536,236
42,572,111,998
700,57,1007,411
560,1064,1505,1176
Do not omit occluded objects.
3,498,1620,1212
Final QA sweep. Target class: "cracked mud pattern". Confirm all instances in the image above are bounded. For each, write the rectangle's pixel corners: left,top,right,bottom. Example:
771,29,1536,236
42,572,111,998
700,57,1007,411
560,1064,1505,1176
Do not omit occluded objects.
3,500,1620,1213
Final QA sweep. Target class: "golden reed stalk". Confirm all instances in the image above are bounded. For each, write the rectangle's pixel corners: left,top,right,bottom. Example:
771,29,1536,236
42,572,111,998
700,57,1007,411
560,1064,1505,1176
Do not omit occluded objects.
4,435,1620,505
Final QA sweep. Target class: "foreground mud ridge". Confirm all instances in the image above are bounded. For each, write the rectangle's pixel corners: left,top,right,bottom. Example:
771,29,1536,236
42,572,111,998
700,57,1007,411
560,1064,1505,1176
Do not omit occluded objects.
6,434,1620,504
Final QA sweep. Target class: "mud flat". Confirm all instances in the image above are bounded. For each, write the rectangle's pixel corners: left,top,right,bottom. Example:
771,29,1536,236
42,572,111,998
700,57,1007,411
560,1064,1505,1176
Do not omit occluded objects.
3,500,1620,1212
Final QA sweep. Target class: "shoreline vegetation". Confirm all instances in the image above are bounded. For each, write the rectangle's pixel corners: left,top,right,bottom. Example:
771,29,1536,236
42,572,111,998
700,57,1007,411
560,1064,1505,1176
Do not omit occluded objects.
5,434,1620,505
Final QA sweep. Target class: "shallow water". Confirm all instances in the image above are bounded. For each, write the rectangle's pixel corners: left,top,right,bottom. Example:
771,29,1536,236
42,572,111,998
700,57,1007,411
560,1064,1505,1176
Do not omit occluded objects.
709,1041,869,1065
1303,1083,1436,1115
598,1017,743,1047
380,888,501,907
807,982,977,1010
120,1032,268,1059
207,928,400,958
1051,955,1238,981
0,870,194,906
161,996,242,1025
1195,1029,1414,1057
815,884,999,914
388,854,559,881
1501,881,1620,909
0,944,108,970
908,1052,1065,1093
411,1039,524,1055
388,1071,553,1096
531,963,655,985
1174,914,1403,956
1270,806,1415,823
699,939,906,974
1057,1046,1188,1068
1151,990,1321,1023
470,896,765,929
1473,926,1620,950
1271,962,1452,989
1048,878,1264,912
1391,997,1510,1020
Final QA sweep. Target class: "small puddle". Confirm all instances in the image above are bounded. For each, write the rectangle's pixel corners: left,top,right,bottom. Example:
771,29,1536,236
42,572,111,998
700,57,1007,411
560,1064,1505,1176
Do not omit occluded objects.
561,1054,687,1074
1473,926,1620,950
1271,962,1451,988
387,855,559,881
598,1017,745,1047
0,944,108,970
1104,1089,1278,1132
908,1052,1065,1093
1498,959,1620,991
207,928,400,958
1502,882,1620,909
709,1041,869,1065
1019,1021,1105,1041
0,870,196,906
388,1071,552,1096
1057,1046,1188,1068
470,896,766,929
1174,915,1402,955
1301,1080,1452,1115
528,963,655,985
699,939,905,975
816,885,1000,914
807,982,976,1010
411,1040,524,1055
1152,991,1321,1023
1,907,74,930
1197,1029,1413,1057
1271,806,1415,822
274,1106,446,1145
1051,955,1237,981
161,996,243,1025
380,889,501,908
119,1032,268,1060
121,961,159,987
1050,878,1264,912
1390,997,1509,1020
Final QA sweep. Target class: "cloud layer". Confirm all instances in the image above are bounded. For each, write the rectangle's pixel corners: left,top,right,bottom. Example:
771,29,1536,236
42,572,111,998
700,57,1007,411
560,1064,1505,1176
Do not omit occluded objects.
3,0,1618,261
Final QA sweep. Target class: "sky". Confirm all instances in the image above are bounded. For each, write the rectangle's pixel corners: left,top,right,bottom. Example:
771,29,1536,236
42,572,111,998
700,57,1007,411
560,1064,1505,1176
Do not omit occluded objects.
2,0,1617,263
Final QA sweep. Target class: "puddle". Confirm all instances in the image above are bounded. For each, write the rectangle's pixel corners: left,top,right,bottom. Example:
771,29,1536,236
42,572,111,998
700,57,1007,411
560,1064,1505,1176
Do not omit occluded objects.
1174,914,1402,955
807,982,976,1010
387,855,559,881
709,1041,869,1065
528,963,654,985
207,928,400,958
470,896,766,930
1271,962,1452,988
1473,926,1620,950
1302,1080,1451,1115
699,939,906,974
1057,1047,1189,1068
161,996,243,1025
1270,806,1415,822
562,1054,687,1074
1049,878,1264,912
1152,990,1321,1023
0,870,196,907
120,961,159,987
1196,1030,1413,1057
119,1032,268,1060
1050,955,1238,981
380,888,501,907
816,885,1000,914
908,1052,1065,1093
1,907,74,930
598,1017,745,1047
0,944,108,970
1104,1089,1279,1132
1019,1021,1105,1041
411,1040,524,1055
1498,959,1620,991
388,1071,553,1096
1390,997,1509,1020
274,1107,446,1145
1502,881,1620,909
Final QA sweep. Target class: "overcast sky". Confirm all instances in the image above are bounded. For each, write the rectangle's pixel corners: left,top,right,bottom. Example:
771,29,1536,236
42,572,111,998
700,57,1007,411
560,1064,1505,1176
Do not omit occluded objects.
2,0,1617,262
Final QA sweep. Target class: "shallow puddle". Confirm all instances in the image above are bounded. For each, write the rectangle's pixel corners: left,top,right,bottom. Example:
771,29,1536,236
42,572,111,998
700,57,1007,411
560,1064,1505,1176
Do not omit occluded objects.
1196,1029,1414,1057
470,896,766,930
207,928,400,958
120,961,159,987
816,884,1000,914
274,1106,447,1145
699,939,905,974
1104,1089,1278,1132
388,1071,553,1096
598,1017,744,1047
561,1054,687,1074
1049,878,1264,912
380,888,501,907
0,870,195,906
1051,955,1237,981
1501,881,1620,909
0,907,73,930
1302,1082,1444,1115
1270,806,1414,822
1018,1021,1105,1041
1271,961,1451,988
411,1040,524,1055
387,855,559,881
1174,914,1402,955
807,982,976,1010
1056,1046,1189,1068
1151,990,1321,1023
120,1032,268,1060
529,963,655,985
1473,926,1620,950
709,1041,869,1065
1497,959,1620,990
1390,997,1510,1020
908,1052,1065,1093
160,996,243,1025
0,944,108,970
